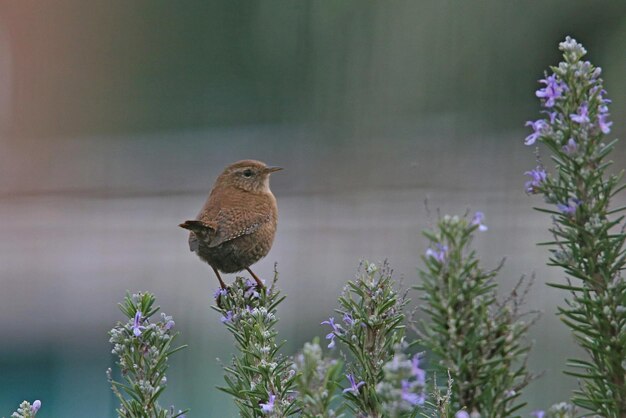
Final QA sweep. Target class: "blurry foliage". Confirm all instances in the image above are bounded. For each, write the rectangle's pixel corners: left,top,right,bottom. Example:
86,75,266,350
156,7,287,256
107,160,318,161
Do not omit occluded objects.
4,1,626,137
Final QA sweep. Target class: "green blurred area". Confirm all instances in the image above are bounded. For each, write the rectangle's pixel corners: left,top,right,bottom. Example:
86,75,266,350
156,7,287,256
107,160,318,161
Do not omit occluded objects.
2,1,625,139
1,1,626,417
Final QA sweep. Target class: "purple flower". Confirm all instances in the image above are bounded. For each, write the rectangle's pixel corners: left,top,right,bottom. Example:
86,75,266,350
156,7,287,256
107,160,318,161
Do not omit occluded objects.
524,119,548,145
557,198,581,215
400,380,425,406
455,411,470,418
426,243,448,263
321,317,341,348
260,393,276,413
524,166,547,194
31,400,41,414
343,313,354,326
132,311,146,337
536,74,565,107
598,113,612,134
570,103,590,124
471,211,488,232
220,310,233,323
597,88,611,106
244,279,260,298
562,138,577,154
531,411,545,418
213,288,227,300
322,317,340,332
343,373,365,394
411,354,426,385
326,335,336,349
165,319,175,330
599,104,609,114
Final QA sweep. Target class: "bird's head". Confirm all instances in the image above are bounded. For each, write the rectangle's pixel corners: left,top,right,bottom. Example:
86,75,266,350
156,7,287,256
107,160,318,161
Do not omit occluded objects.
216,160,283,193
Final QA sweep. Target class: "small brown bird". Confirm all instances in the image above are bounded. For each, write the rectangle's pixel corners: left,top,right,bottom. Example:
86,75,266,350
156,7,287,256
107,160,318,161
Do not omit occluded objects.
179,160,282,289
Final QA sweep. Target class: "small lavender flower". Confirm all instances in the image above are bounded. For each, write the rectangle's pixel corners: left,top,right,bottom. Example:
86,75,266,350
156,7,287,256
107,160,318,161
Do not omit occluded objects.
132,311,146,337
425,243,448,262
524,166,547,194
411,354,426,385
536,73,565,107
31,400,41,414
471,211,488,232
160,313,175,330
343,313,354,326
525,119,548,145
598,113,612,134
220,310,233,323
213,288,228,300
244,279,261,298
562,138,577,154
260,393,276,413
543,110,557,124
321,317,341,348
400,380,424,406
531,410,545,418
556,198,581,215
570,103,590,124
325,335,335,348
343,373,365,394
595,88,611,113
455,411,470,418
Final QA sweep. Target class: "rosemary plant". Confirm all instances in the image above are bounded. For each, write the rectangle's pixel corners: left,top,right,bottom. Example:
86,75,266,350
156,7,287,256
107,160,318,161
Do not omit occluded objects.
8,401,41,418
322,261,424,418
523,36,626,416
416,213,535,417
213,275,299,417
107,292,187,418
292,338,345,418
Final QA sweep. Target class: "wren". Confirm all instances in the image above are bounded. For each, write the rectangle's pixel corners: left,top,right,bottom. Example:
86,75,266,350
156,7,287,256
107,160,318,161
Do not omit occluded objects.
179,160,282,289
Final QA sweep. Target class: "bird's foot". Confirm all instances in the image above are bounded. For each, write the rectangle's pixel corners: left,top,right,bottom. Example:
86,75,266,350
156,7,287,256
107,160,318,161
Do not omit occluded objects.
245,267,266,289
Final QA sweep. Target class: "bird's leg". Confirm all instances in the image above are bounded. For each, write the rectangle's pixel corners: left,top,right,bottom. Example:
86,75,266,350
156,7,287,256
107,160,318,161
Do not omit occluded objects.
212,266,227,289
245,267,265,288
212,266,228,309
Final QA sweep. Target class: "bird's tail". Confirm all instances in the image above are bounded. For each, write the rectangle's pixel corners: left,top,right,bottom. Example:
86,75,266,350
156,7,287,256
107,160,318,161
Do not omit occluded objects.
179,220,215,233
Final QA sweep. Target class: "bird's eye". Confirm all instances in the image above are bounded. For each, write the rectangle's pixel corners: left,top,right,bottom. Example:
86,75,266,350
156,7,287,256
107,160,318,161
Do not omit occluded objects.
242,169,253,178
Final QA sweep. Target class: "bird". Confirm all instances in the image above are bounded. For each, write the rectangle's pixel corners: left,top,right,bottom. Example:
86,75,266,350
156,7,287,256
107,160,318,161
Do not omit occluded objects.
179,160,282,289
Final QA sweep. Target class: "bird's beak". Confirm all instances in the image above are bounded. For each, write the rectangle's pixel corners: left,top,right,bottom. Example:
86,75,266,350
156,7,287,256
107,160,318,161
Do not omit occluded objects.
265,166,283,173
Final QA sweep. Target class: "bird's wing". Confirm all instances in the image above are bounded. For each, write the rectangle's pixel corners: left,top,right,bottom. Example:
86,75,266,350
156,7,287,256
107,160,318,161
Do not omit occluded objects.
208,208,273,248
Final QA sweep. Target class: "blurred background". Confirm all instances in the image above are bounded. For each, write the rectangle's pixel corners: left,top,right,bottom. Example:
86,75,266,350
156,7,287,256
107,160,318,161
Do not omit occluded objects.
1,1,626,416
